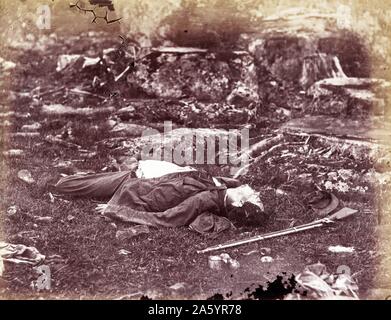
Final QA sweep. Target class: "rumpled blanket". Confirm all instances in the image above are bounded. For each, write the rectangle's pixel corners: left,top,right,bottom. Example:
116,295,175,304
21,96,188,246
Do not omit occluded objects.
0,242,45,276
286,262,359,300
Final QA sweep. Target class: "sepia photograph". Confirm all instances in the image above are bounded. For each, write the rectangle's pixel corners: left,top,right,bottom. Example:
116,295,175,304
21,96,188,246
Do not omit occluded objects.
0,0,391,302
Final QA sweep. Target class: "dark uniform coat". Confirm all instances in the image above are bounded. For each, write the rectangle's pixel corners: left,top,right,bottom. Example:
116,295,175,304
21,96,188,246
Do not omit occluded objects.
55,170,240,229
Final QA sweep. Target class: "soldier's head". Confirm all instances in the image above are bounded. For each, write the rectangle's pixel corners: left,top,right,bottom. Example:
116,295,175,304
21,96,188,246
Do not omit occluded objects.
226,185,268,226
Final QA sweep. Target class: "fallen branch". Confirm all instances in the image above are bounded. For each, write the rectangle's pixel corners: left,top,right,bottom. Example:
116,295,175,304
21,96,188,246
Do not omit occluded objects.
33,86,66,98
233,141,303,178
42,104,114,116
152,47,208,54
44,135,81,150
256,141,304,161
115,65,131,82
238,134,284,164
69,88,106,100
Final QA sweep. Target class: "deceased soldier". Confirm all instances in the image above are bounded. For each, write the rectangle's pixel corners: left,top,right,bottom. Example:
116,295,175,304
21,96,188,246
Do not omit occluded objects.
54,159,268,234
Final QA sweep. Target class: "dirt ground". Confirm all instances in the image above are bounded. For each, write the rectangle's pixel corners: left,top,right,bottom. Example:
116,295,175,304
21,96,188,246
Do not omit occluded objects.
0,32,386,300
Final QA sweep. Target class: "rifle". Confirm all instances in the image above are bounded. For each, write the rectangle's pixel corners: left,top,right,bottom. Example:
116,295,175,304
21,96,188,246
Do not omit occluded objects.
197,207,357,254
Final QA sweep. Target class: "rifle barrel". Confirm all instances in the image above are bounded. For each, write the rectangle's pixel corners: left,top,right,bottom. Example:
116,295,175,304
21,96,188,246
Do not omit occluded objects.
197,217,327,254
197,222,324,254
197,207,357,254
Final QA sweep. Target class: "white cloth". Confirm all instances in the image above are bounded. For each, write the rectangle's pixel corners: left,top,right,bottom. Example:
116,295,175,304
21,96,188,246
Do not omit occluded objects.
135,160,196,179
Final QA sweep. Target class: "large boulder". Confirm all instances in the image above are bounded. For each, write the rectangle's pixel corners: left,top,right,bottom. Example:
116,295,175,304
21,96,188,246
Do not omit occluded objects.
126,49,259,104
137,127,243,164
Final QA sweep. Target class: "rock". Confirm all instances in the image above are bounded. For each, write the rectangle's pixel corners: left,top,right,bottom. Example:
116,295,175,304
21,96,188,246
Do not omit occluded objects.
219,253,232,263
6,206,18,217
116,225,150,241
275,107,292,118
208,253,240,270
106,119,117,129
337,169,356,181
260,256,274,263
328,245,355,253
226,81,259,107
229,259,240,269
275,189,288,196
17,170,35,184
67,215,75,222
118,249,131,255
126,51,258,101
117,105,136,121
21,122,42,132
260,247,272,256
208,255,224,270
143,289,163,300
54,160,74,170
294,173,314,187
184,100,257,125
138,127,242,164
247,38,264,55
169,282,186,291
110,123,150,137
0,57,16,71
